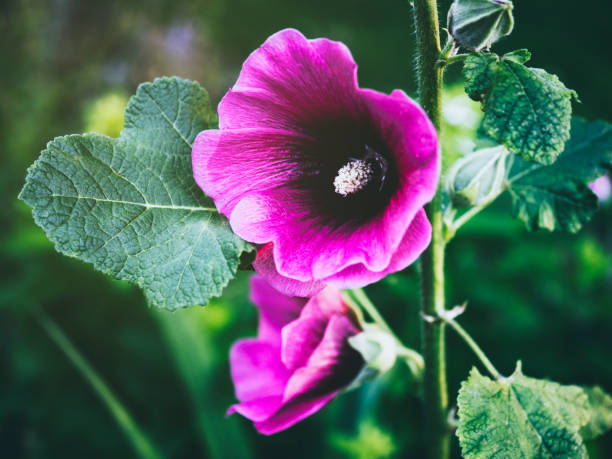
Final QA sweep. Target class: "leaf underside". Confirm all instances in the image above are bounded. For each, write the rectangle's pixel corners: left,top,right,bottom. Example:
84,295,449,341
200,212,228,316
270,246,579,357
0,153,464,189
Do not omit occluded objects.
20,77,252,310
507,117,612,232
463,50,577,164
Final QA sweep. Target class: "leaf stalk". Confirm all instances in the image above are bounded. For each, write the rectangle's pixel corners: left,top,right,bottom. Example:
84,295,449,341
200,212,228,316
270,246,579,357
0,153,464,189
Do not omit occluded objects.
443,315,501,380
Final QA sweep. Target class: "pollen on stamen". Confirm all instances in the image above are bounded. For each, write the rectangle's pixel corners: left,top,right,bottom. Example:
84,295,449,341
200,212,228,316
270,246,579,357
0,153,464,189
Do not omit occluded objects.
333,159,374,197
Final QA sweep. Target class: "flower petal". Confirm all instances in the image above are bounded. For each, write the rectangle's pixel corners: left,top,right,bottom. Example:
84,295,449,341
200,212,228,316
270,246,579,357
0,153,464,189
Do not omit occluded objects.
283,315,362,401
253,393,336,435
227,396,284,423
321,208,432,287
280,286,350,370
229,339,289,403
219,29,359,132
192,128,318,218
252,243,325,297
251,208,431,293
302,285,348,318
280,317,326,371
250,275,306,343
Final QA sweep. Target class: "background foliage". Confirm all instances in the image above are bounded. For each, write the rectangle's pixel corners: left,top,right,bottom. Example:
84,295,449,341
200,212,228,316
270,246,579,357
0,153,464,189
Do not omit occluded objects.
1,0,610,457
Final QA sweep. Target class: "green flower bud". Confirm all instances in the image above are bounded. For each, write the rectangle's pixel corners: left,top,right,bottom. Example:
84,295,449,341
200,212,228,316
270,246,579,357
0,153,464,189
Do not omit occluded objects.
347,325,418,389
448,0,514,51
446,145,508,208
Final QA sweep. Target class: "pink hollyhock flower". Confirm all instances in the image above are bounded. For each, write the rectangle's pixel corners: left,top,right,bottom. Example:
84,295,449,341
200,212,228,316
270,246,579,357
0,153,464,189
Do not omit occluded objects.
590,175,611,203
228,275,363,434
192,29,439,296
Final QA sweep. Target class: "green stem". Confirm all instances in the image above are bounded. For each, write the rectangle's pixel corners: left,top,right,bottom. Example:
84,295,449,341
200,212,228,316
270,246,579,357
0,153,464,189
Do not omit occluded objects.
444,318,501,380
446,198,494,241
351,288,424,377
447,194,499,238
352,288,395,336
447,206,481,240
35,309,164,459
413,0,450,458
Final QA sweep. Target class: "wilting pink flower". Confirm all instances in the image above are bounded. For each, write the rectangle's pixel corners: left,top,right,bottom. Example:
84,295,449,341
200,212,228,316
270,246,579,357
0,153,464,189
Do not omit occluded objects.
228,275,363,434
192,29,439,296
590,175,611,203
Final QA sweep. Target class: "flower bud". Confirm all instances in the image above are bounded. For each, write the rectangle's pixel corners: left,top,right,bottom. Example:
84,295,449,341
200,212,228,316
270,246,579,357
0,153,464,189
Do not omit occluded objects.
446,145,508,208
347,324,424,388
347,325,399,388
448,0,514,51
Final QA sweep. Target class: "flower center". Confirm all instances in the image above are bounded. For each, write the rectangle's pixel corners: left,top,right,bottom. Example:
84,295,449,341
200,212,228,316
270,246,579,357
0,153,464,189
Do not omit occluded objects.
333,159,374,197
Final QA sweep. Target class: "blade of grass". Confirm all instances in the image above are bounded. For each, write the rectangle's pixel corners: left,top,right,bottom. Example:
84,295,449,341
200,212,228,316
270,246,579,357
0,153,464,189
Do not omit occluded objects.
35,308,164,459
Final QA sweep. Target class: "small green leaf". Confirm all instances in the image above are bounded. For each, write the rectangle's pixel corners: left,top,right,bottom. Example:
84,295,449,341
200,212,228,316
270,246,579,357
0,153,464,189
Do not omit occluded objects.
457,363,590,459
463,52,498,100
463,50,578,164
580,386,612,441
507,118,612,232
448,0,515,51
20,77,252,309
503,48,531,64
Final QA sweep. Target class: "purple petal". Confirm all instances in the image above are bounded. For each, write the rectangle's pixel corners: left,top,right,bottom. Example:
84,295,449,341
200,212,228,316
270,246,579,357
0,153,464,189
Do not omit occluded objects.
280,286,351,370
253,393,336,435
252,209,431,292
219,29,359,132
321,208,432,287
227,396,284,423
250,275,306,343
283,315,362,401
280,317,326,371
252,244,325,297
229,339,290,403
302,285,348,318
192,128,318,219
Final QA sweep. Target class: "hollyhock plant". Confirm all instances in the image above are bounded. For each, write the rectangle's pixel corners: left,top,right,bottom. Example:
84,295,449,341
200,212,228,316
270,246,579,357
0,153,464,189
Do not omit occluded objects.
22,0,612,455
228,275,364,434
192,28,439,296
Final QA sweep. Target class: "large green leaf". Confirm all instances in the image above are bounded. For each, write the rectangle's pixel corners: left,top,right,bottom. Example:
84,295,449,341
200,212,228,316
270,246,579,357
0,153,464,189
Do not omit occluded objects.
506,118,612,232
463,50,577,164
19,77,252,310
457,364,590,459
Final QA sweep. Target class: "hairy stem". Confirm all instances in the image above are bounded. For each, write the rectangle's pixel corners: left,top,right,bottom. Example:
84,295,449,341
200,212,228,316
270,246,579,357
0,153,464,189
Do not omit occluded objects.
413,0,450,458
36,309,164,459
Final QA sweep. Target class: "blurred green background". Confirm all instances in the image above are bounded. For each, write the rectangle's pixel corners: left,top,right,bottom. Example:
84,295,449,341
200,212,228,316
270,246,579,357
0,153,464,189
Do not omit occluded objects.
1,0,610,457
